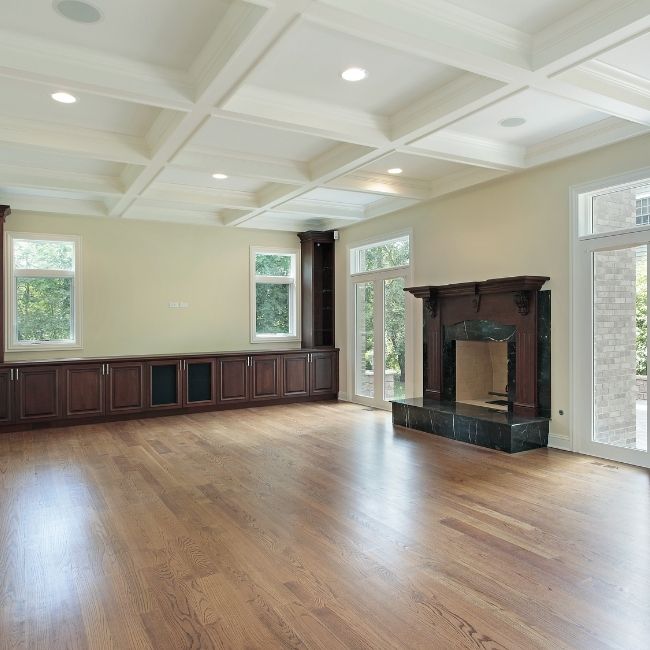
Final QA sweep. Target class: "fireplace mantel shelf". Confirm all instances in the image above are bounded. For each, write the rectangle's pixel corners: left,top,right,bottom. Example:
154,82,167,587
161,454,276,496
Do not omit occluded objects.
404,276,549,300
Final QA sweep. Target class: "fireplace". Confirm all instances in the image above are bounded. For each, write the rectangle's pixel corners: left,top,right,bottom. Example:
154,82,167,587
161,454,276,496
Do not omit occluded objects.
392,276,551,453
456,340,509,411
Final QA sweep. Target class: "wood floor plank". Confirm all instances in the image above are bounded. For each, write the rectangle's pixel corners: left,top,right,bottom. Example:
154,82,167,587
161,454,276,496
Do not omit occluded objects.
1,402,649,649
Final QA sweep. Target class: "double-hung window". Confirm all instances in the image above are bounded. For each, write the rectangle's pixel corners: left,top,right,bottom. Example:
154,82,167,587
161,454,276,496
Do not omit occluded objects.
6,232,81,350
250,247,299,343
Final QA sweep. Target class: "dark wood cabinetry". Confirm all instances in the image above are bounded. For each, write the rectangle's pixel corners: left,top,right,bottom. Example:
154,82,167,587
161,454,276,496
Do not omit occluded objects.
149,360,182,410
310,351,338,395
299,231,335,348
64,364,104,418
282,353,310,397
16,366,61,421
107,362,146,414
0,348,337,432
251,355,282,401
0,369,13,424
217,356,250,405
184,358,216,407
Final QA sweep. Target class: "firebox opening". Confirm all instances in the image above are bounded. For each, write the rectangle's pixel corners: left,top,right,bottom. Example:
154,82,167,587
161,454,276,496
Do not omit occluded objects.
456,341,509,412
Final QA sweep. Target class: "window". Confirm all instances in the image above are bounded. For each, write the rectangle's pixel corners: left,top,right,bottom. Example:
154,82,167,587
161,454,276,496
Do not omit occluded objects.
350,235,410,274
6,233,81,350
637,196,650,226
250,247,299,342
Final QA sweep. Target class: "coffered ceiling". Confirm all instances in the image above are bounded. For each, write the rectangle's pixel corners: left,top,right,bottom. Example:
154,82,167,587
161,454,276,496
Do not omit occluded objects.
1,0,649,230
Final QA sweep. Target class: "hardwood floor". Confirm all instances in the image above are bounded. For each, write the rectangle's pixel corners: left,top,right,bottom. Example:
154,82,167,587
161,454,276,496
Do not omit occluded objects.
1,401,648,649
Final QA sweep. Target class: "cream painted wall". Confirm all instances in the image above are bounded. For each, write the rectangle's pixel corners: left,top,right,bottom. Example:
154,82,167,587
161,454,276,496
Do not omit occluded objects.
5,212,301,361
335,133,650,443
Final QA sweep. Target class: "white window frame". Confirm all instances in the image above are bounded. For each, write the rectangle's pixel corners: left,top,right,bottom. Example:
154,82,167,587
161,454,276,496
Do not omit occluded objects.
5,231,82,351
350,233,411,275
250,246,300,344
346,230,416,409
571,167,650,468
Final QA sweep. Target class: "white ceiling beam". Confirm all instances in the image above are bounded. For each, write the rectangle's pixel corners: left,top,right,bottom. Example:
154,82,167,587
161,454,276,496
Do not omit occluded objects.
0,116,150,165
325,172,432,200
109,0,312,218
221,85,390,147
541,63,650,127
303,0,532,81
267,201,365,221
122,204,223,226
532,0,650,73
142,183,258,210
402,131,526,171
172,148,309,184
391,74,512,142
0,164,123,197
525,117,650,168
0,29,194,111
0,192,108,217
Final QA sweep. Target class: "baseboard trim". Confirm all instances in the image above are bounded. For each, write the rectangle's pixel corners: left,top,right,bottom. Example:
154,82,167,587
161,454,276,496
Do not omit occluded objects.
548,433,572,451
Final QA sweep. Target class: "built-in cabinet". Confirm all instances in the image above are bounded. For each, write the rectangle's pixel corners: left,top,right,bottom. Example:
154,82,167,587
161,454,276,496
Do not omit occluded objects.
0,349,338,431
16,366,61,421
107,362,146,414
217,356,249,405
298,231,335,348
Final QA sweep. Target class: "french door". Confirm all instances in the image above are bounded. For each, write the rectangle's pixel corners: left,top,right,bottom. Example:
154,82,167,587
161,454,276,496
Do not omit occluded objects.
351,269,412,409
574,233,650,467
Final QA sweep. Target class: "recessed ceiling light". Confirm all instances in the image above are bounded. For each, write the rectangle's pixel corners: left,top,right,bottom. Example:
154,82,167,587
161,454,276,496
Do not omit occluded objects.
387,168,403,175
499,117,527,128
51,91,77,104
341,67,368,82
54,0,103,24
212,173,228,180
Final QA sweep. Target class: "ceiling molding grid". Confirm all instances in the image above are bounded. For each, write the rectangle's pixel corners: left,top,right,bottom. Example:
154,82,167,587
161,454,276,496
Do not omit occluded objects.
0,0,649,229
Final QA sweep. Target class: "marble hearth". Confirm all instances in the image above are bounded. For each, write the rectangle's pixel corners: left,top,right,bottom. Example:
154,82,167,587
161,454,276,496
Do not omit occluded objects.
392,398,549,453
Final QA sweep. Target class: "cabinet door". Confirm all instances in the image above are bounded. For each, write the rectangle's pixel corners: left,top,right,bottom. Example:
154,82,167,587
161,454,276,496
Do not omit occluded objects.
16,366,61,421
149,360,182,409
282,354,309,397
64,364,105,418
310,351,338,396
251,355,282,401
217,357,249,405
107,362,146,414
0,369,14,424
184,358,217,407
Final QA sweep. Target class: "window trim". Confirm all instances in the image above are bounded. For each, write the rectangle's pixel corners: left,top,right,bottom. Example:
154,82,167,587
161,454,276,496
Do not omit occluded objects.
349,233,411,276
5,231,83,352
346,229,416,409
250,246,300,344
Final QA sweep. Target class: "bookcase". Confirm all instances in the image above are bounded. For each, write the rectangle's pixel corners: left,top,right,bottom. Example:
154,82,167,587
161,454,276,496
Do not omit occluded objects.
298,231,335,348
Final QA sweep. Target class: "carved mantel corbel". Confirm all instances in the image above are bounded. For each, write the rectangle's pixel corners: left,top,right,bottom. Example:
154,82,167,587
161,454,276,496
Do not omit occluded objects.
513,290,530,316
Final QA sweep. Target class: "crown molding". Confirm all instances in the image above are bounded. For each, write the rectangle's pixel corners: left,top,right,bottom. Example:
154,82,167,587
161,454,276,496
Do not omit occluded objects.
224,85,390,147
0,116,150,165
525,116,650,167
0,29,193,110
407,130,526,170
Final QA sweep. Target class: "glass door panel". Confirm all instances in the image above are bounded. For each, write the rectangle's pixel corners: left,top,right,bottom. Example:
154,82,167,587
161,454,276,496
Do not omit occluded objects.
383,277,406,401
354,281,374,399
593,245,648,453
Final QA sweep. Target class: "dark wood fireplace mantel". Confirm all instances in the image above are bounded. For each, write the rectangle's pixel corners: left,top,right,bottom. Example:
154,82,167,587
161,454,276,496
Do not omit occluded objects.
405,275,550,417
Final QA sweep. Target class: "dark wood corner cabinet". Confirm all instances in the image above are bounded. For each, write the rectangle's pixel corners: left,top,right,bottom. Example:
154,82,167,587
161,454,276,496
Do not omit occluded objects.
298,230,335,348
0,348,338,433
